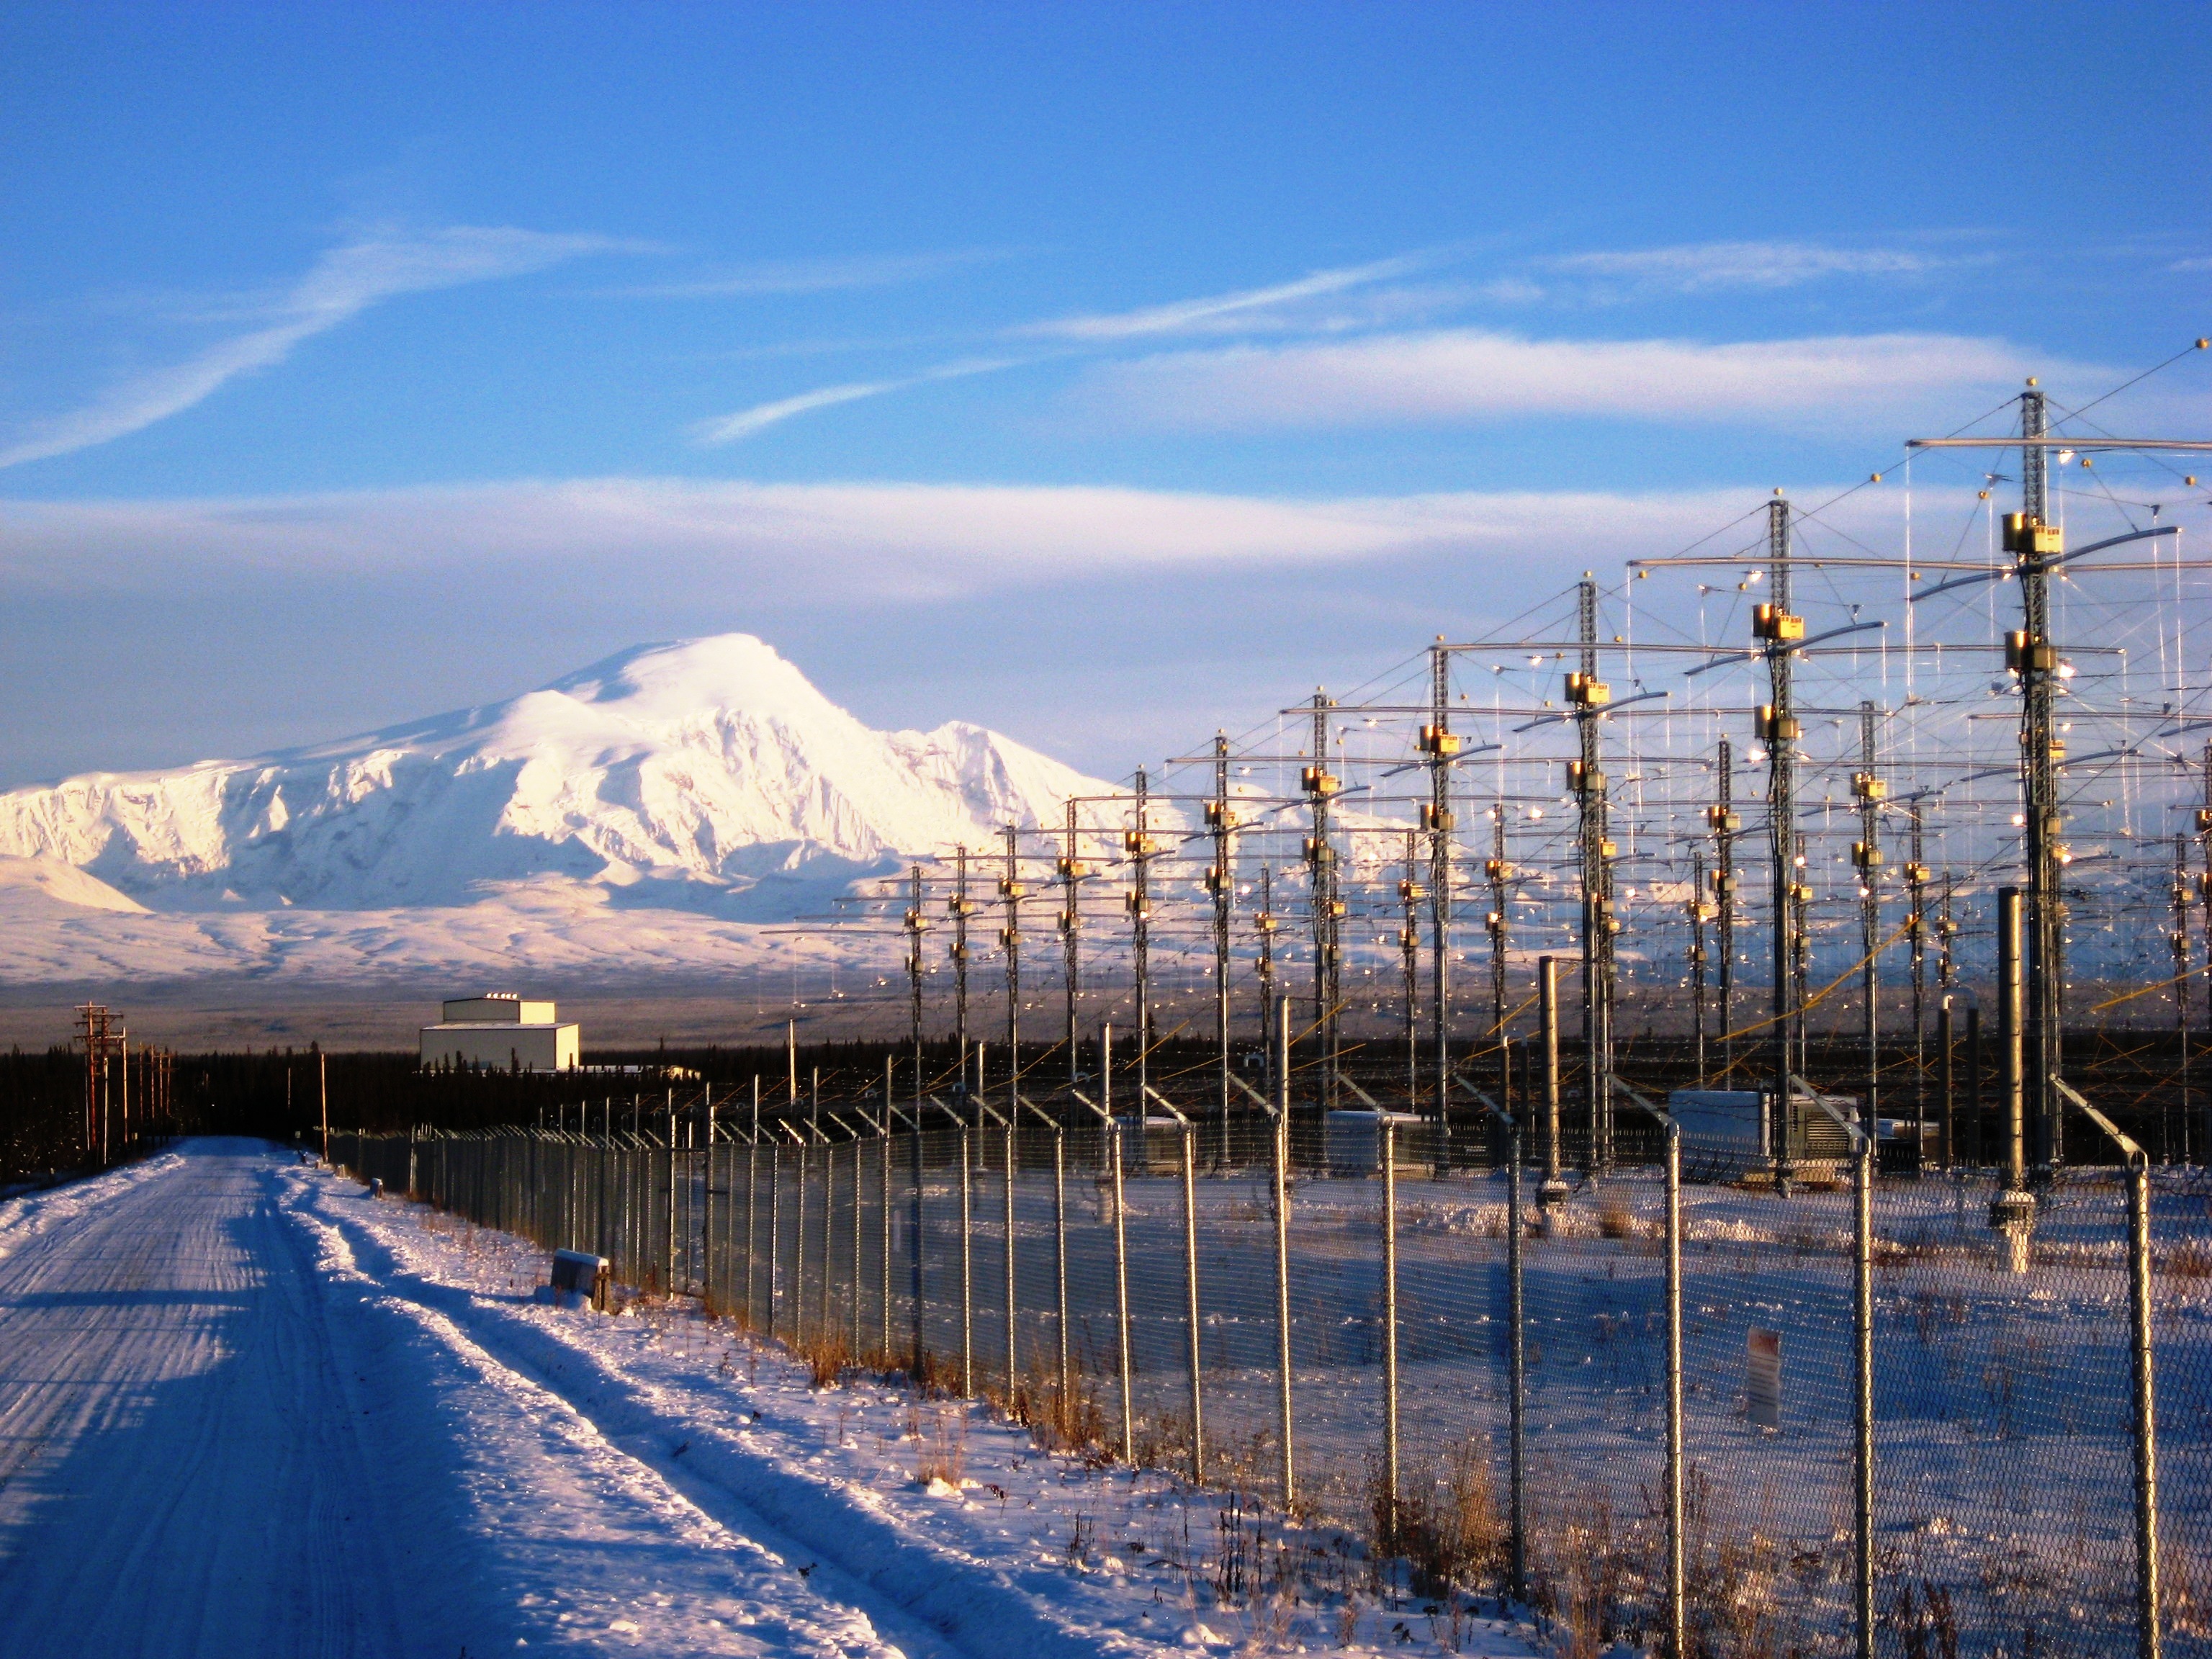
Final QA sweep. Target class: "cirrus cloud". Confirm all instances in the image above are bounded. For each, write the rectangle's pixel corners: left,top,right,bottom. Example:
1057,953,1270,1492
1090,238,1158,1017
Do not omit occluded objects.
1075,328,2099,433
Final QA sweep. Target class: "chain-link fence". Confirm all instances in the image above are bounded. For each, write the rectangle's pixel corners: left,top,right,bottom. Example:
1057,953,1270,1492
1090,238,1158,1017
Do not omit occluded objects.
329,1100,2208,1658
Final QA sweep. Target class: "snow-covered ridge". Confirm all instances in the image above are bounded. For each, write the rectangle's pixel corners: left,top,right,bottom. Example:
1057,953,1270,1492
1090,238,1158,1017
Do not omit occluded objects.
0,634,1110,921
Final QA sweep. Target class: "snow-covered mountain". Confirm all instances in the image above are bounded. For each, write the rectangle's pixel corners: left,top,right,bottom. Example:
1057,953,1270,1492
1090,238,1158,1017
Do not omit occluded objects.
0,635,1110,921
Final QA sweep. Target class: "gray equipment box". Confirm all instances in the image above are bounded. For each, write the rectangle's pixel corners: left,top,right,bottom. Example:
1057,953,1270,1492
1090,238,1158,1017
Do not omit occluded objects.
549,1248,608,1308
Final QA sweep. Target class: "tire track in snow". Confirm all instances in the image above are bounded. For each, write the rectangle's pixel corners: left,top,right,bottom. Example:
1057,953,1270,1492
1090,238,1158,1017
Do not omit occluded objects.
290,1169,1181,1659
285,1166,936,1659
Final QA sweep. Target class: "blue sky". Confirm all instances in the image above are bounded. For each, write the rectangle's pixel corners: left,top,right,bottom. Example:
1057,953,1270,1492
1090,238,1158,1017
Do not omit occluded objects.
2,1,2208,786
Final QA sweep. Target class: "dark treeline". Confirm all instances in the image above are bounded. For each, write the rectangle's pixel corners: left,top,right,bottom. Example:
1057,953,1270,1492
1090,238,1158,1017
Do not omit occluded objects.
5,1021,2197,1173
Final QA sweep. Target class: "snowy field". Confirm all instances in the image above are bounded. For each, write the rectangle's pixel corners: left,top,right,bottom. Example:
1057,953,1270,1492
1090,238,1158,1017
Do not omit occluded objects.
0,1141,1539,1658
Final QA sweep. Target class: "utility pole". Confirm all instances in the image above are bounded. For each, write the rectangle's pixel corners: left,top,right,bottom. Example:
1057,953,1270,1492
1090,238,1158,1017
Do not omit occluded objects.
999,824,1025,1091
1400,830,1423,1105
1688,849,1710,1083
1568,577,1615,1174
1757,495,1806,1187
950,846,975,1064
1906,804,1930,1090
1853,701,1885,1118
1125,768,1157,1102
1710,739,1740,1077
1207,734,1237,1160
1303,695,1343,1107
1059,801,1085,1089
319,1048,330,1164
1485,801,1511,1051
2198,742,2212,1165
1421,641,1459,1136
904,865,928,1094
2010,382,2067,1175
1256,867,1280,1100
2176,832,2193,1164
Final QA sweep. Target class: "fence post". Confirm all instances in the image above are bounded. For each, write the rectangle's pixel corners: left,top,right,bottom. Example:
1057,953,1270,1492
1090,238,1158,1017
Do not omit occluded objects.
1107,1025,1135,1460
1181,1118,1205,1485
2128,1157,2163,1659
1053,1125,1069,1415
959,1125,974,1395
878,1114,892,1364
1272,1000,1296,1511
746,1079,760,1327
1506,1092,1527,1604
1665,1119,1685,1659
1004,1118,1019,1402
819,1133,835,1339
665,1097,677,1296
909,1086,925,1378
768,1141,783,1342
852,1127,865,1358
1853,1121,1874,1659
1380,1116,1400,1545
1539,957,1568,1210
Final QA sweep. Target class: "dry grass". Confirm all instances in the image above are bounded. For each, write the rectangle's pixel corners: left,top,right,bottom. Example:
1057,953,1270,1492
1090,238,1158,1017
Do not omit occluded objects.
912,1406,967,1488
1389,1440,1504,1599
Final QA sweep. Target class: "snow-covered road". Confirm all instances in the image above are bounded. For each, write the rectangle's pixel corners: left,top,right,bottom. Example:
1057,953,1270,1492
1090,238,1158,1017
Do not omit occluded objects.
0,1142,1536,1659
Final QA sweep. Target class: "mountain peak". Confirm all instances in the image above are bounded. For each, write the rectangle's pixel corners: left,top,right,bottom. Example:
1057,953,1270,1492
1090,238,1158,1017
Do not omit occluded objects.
0,637,1109,920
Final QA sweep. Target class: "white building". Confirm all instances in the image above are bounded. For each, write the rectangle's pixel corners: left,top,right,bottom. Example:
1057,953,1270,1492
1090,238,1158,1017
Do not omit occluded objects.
419,993,580,1072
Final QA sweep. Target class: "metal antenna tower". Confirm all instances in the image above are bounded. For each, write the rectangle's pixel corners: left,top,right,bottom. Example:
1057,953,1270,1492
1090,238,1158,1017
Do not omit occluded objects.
999,824,1025,1086
1208,733,1237,1159
1906,805,1929,1083
1853,701,1885,1118
904,866,928,1083
1303,693,1343,1107
1710,739,1740,1077
2010,382,2068,1173
1059,801,1084,1087
1421,641,1460,1133
1568,577,1616,1173
1125,768,1156,1101
1256,866,1280,1098
950,845,974,1061
1689,847,1710,1082
1400,830,1423,1103
1485,799,1511,1045
1756,495,1805,1184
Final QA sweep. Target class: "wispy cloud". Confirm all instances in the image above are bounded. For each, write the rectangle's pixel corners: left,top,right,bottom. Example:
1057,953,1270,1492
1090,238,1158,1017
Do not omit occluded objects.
1538,239,1954,294
2,476,1879,603
692,358,1021,444
0,226,633,469
624,248,1016,298
1079,328,2088,433
1015,254,1431,341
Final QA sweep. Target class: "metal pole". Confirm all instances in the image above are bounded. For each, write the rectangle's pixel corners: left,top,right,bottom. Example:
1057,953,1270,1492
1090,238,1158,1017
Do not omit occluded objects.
881,1057,894,1362
852,1123,865,1358
1992,886,2036,1257
1053,1125,1070,1417
1938,1000,1955,1171
1506,1094,1527,1604
959,1123,974,1395
768,1141,782,1341
910,1055,925,1377
747,1079,760,1328
1180,1120,1205,1484
1665,1120,1684,1659
1853,1124,1875,1659
1380,1116,1400,1545
1107,1028,1135,1460
1004,1112,1019,1401
2128,1157,2163,1659
1539,958,1567,1209
1272,999,1296,1511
